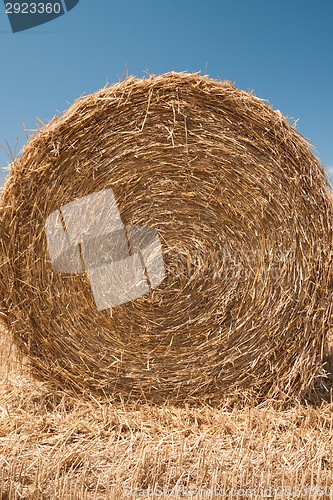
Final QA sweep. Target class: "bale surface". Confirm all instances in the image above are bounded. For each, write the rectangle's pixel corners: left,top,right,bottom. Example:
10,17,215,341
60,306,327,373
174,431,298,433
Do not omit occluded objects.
0,72,332,404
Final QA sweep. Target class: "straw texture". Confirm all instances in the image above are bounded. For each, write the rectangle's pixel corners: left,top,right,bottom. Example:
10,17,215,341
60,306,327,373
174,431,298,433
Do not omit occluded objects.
0,72,332,404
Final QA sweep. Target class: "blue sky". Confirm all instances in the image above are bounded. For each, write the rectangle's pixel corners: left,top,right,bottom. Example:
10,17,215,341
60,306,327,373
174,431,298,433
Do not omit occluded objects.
0,0,332,186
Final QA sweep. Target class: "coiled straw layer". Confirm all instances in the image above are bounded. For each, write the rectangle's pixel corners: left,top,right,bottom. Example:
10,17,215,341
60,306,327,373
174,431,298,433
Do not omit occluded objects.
1,72,332,404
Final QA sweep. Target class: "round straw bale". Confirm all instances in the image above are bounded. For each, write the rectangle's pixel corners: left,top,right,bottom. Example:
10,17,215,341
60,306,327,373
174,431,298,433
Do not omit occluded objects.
0,72,332,404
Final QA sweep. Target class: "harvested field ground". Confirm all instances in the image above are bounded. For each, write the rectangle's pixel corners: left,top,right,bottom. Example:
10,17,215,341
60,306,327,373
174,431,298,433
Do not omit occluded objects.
0,323,332,499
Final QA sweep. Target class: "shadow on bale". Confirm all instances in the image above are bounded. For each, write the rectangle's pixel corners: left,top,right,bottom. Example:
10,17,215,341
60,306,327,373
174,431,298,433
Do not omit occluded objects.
1,72,333,406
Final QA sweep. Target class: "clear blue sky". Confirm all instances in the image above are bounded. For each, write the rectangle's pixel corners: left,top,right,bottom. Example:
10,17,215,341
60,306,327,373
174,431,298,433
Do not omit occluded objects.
0,0,332,186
